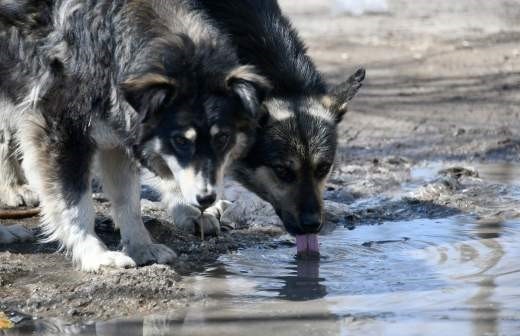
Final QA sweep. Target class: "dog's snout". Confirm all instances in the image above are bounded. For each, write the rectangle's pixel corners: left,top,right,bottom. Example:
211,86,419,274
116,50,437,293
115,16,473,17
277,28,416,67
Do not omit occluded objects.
196,192,217,209
299,212,321,233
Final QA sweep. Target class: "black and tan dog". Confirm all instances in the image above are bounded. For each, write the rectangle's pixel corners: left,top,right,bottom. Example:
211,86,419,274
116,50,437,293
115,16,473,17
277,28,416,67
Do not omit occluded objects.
0,0,269,270
151,0,365,253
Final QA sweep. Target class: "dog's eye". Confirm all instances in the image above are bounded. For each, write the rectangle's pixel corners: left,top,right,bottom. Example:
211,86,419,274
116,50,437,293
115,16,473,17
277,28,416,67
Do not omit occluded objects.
214,132,231,148
315,162,332,179
171,135,192,149
273,165,296,183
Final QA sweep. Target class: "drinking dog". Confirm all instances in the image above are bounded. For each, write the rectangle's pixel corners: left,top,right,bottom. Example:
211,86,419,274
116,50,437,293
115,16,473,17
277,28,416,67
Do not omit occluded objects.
151,0,365,254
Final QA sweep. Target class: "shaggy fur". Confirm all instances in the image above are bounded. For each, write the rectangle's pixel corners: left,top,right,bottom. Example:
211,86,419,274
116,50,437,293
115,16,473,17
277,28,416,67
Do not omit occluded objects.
0,0,268,270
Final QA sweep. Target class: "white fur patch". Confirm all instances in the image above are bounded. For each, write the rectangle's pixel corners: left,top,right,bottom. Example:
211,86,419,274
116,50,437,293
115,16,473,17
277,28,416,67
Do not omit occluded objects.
266,99,293,121
42,190,135,272
210,125,220,137
168,158,198,205
162,155,215,207
306,99,335,123
267,98,335,123
184,128,197,141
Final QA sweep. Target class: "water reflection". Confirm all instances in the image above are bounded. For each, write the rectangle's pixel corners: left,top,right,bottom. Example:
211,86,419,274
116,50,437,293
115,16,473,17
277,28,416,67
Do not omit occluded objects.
273,258,327,301
468,217,504,336
478,162,517,186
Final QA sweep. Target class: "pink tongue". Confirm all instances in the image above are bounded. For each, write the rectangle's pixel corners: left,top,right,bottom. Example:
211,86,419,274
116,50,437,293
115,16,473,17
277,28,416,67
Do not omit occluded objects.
296,234,319,254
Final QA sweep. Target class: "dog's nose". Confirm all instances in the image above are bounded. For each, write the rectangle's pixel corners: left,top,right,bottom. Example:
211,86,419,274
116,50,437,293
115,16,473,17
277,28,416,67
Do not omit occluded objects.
196,192,217,209
300,212,322,233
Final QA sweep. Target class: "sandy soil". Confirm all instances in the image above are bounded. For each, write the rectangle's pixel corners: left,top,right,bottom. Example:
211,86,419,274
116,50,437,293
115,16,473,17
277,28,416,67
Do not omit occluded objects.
1,0,519,323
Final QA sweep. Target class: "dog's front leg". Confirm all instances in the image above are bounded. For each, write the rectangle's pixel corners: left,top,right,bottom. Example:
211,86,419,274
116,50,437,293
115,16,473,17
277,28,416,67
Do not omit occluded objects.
98,147,176,265
18,117,136,271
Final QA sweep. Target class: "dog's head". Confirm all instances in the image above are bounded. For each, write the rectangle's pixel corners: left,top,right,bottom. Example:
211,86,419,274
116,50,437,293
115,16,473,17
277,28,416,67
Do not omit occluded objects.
232,69,365,235
121,37,269,210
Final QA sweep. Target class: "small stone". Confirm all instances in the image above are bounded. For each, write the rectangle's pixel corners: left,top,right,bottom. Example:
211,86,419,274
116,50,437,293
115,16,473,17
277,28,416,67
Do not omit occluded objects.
454,128,466,136
67,309,79,317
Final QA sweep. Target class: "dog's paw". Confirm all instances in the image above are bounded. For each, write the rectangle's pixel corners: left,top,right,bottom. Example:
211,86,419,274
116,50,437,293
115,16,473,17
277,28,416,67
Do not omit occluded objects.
80,251,136,272
171,203,220,237
0,224,34,243
124,243,176,265
197,200,236,235
0,184,39,207
195,212,221,237
15,185,39,207
170,203,202,232
204,200,231,218
204,200,236,231
171,200,235,237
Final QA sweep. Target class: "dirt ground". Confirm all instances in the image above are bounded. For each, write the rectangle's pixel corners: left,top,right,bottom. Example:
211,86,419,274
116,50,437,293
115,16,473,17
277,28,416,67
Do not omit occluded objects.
1,0,520,323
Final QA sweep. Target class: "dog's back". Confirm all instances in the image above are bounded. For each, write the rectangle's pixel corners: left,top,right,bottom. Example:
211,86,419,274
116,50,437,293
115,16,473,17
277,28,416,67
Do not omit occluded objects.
195,0,326,97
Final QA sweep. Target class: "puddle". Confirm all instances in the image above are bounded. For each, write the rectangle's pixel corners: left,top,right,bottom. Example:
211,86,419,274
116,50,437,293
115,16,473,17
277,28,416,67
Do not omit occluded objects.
410,161,520,186
4,161,520,335
6,215,520,335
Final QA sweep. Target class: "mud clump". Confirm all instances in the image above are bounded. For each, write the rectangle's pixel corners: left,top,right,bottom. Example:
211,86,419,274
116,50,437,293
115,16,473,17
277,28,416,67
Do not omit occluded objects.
439,167,479,179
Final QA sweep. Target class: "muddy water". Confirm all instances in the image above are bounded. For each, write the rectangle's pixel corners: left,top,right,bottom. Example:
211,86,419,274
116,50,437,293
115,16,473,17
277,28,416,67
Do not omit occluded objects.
178,216,520,335
4,163,520,335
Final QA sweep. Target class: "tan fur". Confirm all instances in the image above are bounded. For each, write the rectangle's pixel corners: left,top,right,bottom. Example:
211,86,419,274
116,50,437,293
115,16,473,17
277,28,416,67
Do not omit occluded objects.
121,73,177,93
264,99,293,121
320,95,334,110
225,65,271,90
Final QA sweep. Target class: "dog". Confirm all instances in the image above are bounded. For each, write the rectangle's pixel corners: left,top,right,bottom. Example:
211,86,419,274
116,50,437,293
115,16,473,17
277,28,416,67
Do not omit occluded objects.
0,0,268,270
147,0,365,242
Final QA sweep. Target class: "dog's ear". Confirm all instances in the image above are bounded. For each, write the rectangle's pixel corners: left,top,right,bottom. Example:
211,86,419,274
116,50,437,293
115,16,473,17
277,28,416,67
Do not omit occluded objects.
120,74,177,122
226,66,271,119
322,68,365,123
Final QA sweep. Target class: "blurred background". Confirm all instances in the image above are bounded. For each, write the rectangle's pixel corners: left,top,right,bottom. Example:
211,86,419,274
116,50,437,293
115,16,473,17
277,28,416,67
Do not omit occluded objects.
280,0,520,164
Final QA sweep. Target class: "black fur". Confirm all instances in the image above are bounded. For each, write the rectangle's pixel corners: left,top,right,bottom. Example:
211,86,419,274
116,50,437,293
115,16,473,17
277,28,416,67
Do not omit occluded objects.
195,0,327,97
196,0,365,236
